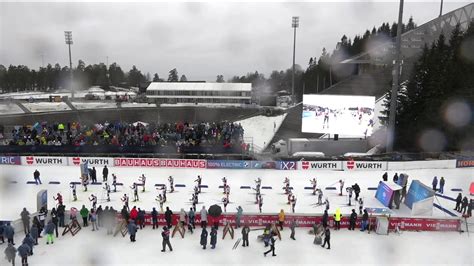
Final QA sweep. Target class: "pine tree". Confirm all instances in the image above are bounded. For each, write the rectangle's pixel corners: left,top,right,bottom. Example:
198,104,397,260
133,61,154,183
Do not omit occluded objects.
179,75,187,82
383,23,474,151
168,68,178,82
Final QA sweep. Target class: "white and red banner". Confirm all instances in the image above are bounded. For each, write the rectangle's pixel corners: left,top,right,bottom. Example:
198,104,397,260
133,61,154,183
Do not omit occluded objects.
298,161,342,170
114,158,207,168
388,160,456,170
21,156,68,166
343,160,388,171
132,213,460,232
68,157,114,167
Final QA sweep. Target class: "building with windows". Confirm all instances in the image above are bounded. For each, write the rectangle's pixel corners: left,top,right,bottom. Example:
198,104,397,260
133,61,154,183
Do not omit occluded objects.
145,82,252,105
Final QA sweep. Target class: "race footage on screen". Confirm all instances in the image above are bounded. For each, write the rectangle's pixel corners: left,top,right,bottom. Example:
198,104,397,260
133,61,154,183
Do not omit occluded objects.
302,94,375,136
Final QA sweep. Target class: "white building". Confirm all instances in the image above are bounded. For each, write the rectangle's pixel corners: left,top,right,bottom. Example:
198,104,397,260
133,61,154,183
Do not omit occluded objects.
145,82,252,105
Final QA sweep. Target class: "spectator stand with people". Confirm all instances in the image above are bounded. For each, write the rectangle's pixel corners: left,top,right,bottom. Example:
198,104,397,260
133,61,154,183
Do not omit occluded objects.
4,120,248,154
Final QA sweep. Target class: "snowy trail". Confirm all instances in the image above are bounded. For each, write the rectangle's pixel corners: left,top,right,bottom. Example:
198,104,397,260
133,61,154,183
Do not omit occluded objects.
0,165,471,221
3,225,472,265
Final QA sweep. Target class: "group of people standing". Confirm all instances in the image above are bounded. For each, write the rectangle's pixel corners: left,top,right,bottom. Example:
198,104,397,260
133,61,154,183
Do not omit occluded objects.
2,206,60,266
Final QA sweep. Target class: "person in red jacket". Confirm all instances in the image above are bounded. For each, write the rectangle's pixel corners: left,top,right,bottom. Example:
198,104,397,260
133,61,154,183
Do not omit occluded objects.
130,206,138,222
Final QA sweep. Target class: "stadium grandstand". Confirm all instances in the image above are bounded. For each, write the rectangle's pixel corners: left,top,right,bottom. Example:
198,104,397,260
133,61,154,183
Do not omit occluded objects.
0,120,250,156
145,82,252,105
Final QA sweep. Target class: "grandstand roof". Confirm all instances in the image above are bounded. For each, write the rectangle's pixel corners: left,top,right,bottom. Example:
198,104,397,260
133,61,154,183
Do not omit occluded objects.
146,82,252,92
341,3,474,64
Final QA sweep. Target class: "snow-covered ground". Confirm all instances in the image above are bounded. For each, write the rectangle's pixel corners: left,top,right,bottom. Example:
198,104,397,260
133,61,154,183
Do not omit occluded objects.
121,102,156,108
237,114,287,151
0,165,471,221
1,165,472,265
0,91,89,100
0,87,136,101
72,102,118,110
0,103,24,115
22,102,71,113
2,224,472,265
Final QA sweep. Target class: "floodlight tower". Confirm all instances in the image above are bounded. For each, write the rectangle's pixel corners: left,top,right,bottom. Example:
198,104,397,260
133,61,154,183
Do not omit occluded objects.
291,16,299,101
387,0,404,152
64,31,74,99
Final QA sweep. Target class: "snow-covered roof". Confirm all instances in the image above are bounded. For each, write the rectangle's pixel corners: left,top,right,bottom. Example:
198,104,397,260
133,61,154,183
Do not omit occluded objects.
146,82,252,92
87,87,105,93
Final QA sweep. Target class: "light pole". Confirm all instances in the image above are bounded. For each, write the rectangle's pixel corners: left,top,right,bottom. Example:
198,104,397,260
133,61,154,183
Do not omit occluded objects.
291,16,299,102
387,0,404,153
64,31,74,99
439,0,444,17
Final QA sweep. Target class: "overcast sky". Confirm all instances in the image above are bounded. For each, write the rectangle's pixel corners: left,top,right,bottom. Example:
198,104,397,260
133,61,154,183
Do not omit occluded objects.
0,1,471,81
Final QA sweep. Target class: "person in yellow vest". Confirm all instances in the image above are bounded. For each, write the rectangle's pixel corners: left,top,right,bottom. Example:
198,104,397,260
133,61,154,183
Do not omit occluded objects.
58,123,65,133
334,208,342,230
278,209,285,231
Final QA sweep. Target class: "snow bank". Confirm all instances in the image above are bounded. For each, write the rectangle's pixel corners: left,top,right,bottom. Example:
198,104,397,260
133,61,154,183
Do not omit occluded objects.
22,102,71,112
236,113,287,151
0,103,24,114
72,102,118,110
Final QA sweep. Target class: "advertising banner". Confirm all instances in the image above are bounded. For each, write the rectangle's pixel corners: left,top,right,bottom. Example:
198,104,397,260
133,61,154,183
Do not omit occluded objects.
21,156,68,166
277,161,297,170
375,181,395,208
388,217,460,231
206,160,251,169
250,161,277,169
387,160,456,170
456,159,474,168
299,161,342,170
0,156,21,165
113,158,207,168
343,160,388,171
68,157,114,167
134,213,460,231
404,180,435,209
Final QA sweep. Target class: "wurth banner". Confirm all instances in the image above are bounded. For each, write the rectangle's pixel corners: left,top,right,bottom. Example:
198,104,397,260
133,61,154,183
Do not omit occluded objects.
68,157,114,167
343,160,388,171
298,161,342,170
114,158,207,168
21,156,68,166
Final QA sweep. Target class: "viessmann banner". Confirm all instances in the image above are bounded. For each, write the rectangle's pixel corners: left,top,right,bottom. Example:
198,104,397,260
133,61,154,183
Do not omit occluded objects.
136,213,460,231
113,158,207,168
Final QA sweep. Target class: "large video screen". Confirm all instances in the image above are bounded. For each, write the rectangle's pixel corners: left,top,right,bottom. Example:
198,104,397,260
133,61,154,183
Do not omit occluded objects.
302,94,376,136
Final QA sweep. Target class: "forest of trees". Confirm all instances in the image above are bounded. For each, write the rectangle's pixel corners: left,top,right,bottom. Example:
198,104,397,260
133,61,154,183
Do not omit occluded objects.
381,22,474,151
0,62,191,93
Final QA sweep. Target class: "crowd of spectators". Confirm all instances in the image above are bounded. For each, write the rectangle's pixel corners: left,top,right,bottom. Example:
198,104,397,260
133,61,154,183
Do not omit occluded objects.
4,121,247,152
